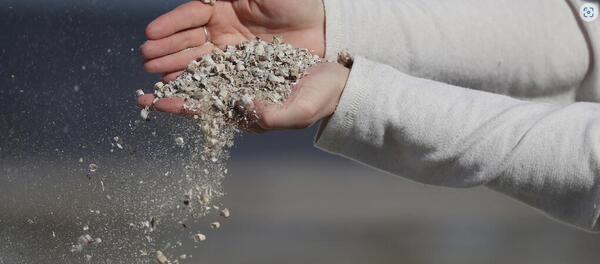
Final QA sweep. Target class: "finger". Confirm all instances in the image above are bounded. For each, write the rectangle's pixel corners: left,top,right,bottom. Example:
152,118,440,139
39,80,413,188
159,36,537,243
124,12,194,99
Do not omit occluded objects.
153,98,195,115
146,1,213,40
144,44,214,74
138,93,195,116
245,123,268,134
141,27,208,60
163,71,184,82
137,94,156,108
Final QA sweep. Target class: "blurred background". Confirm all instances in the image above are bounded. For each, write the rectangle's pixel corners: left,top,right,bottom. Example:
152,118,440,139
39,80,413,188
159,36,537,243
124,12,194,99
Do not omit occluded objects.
1,0,600,263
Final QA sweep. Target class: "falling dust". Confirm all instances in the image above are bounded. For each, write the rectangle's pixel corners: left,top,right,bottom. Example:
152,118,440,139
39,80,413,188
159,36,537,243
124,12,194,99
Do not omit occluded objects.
135,36,320,262
43,36,320,264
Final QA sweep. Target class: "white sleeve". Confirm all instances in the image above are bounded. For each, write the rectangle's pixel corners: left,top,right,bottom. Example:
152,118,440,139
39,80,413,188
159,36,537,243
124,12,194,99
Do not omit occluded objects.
316,57,600,232
323,0,591,98
568,1,600,102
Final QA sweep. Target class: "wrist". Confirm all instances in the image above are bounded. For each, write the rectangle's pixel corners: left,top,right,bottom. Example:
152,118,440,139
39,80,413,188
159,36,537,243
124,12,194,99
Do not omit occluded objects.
328,64,351,116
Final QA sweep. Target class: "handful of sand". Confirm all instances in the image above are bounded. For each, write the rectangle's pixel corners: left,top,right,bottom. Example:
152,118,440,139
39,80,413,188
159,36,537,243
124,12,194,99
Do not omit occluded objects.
143,36,320,162
137,36,320,264
133,37,322,262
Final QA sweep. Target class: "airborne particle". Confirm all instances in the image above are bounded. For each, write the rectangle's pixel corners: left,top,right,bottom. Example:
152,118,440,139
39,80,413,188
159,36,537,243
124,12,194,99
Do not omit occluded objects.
194,233,206,242
156,251,169,264
175,137,185,146
210,222,221,230
220,208,230,218
88,164,98,173
140,107,150,120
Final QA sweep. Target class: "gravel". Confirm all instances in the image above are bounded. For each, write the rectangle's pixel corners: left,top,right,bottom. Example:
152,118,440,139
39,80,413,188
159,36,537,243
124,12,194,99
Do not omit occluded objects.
151,36,320,163
141,36,320,260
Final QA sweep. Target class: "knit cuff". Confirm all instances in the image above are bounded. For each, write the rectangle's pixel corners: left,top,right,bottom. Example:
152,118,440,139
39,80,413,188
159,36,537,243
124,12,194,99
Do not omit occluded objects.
314,57,374,153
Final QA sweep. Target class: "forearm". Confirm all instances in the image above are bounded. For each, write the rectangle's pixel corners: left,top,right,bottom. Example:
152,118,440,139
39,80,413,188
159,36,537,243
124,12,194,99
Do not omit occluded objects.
323,0,590,95
316,57,600,231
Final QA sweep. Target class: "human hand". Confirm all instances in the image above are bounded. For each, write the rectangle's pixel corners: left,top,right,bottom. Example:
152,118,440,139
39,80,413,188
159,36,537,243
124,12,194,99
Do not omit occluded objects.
141,0,325,81
138,63,350,132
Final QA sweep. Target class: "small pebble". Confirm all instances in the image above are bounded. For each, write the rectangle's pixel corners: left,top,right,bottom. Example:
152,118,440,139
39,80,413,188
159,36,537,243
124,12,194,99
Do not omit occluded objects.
210,222,221,229
154,82,165,89
175,137,185,146
194,233,206,242
241,94,253,106
78,234,94,245
140,107,150,120
113,136,123,149
156,251,169,264
71,244,84,253
220,208,230,218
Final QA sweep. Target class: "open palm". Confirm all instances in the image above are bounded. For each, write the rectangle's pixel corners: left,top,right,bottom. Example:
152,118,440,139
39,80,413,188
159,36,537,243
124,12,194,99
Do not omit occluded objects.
141,0,325,80
139,63,350,132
